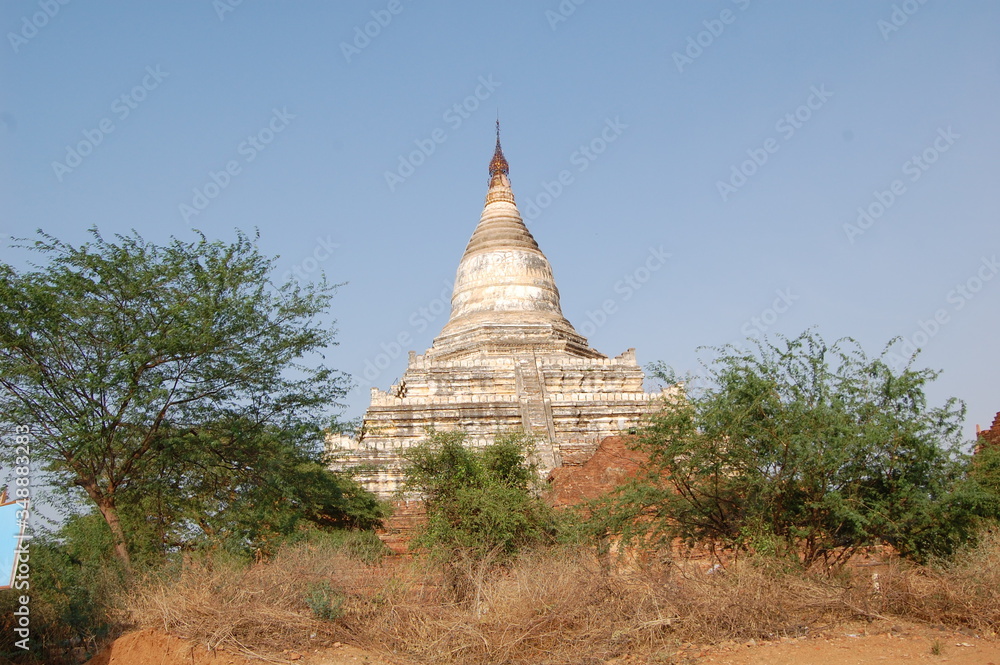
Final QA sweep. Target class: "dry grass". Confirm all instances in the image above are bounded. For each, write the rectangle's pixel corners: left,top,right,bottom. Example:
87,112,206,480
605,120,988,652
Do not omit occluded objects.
340,550,896,662
123,532,1000,664
122,541,382,661
876,529,1000,632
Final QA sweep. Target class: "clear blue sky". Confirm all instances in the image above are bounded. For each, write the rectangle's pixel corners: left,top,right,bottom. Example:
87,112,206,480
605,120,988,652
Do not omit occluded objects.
2,1,998,443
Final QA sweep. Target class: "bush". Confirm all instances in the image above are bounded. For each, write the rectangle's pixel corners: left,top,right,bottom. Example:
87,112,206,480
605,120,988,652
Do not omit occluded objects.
401,431,557,562
969,440,1000,513
589,330,974,566
280,527,390,565
304,581,345,621
0,513,130,664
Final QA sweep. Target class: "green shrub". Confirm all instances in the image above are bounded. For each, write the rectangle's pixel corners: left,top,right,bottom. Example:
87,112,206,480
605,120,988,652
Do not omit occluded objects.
402,431,557,561
589,330,975,566
305,581,345,620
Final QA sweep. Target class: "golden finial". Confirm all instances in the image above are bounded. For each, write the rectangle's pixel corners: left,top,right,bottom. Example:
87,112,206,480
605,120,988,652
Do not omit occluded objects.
489,118,509,179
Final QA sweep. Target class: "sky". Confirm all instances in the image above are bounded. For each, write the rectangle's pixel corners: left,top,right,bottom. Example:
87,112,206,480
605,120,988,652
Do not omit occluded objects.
2,0,998,447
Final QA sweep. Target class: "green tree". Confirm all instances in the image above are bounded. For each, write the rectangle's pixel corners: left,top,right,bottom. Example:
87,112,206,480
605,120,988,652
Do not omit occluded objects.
590,330,971,566
0,228,379,566
402,430,555,560
967,439,1000,515
114,419,386,557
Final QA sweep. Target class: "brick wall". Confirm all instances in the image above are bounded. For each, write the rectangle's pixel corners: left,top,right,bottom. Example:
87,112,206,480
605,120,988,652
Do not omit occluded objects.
545,436,648,508
977,411,1000,451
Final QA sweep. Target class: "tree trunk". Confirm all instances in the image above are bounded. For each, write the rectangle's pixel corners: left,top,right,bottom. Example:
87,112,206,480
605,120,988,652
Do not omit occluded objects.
98,500,133,570
80,481,132,570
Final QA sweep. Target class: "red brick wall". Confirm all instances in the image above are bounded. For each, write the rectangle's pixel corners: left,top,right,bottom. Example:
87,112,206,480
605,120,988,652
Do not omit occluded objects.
546,436,648,508
978,411,1000,451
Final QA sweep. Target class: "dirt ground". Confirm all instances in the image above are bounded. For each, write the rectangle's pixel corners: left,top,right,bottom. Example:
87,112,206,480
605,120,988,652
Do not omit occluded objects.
87,622,1000,665
84,628,397,665
649,621,999,665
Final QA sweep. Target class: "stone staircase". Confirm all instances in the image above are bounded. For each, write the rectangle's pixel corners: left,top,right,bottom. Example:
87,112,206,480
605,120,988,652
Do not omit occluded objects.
516,356,559,469
378,500,426,555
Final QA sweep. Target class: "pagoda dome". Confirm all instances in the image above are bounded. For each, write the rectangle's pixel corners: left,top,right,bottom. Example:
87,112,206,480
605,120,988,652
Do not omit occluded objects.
432,123,597,359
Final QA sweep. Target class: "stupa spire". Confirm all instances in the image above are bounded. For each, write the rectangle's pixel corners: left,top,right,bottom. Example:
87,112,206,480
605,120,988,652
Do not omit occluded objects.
485,119,514,205
430,125,598,360
489,118,509,181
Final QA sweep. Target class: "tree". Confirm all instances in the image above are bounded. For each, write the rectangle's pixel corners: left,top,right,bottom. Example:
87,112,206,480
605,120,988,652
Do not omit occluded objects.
113,419,386,558
967,438,1000,517
590,330,971,566
401,431,556,560
0,228,374,566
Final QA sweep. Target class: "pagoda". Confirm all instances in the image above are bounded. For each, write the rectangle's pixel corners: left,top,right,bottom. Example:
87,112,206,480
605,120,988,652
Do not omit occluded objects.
331,125,666,497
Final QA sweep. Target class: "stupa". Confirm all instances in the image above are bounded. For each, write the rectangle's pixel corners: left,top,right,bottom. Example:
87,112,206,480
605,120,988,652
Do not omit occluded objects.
331,124,666,497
